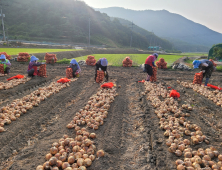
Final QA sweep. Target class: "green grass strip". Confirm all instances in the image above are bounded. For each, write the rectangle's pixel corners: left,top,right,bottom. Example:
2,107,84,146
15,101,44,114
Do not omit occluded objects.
0,48,81,55
74,54,183,66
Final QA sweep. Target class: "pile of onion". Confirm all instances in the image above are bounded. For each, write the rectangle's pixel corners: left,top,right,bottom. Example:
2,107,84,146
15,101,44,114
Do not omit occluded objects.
67,85,118,131
176,147,222,170
0,77,31,90
36,131,96,170
179,80,222,108
144,81,221,170
0,79,77,132
37,82,117,170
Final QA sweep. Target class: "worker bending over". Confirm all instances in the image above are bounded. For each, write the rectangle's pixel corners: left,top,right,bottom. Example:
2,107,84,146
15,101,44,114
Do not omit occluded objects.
193,59,215,86
144,53,158,81
95,58,108,82
68,59,81,78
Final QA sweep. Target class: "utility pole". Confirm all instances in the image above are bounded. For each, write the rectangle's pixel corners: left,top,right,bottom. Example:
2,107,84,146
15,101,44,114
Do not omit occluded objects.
129,21,135,48
0,6,5,41
0,1,8,42
88,18,90,47
6,28,8,46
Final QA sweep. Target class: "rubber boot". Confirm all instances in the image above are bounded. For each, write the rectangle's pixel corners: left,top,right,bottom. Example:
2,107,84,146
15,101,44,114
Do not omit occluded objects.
105,72,109,82
5,67,10,74
205,78,209,86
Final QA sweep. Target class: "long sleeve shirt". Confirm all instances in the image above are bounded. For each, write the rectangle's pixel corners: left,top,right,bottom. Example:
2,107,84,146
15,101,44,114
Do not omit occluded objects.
68,64,81,74
145,55,156,66
27,61,41,71
199,59,213,71
0,59,11,71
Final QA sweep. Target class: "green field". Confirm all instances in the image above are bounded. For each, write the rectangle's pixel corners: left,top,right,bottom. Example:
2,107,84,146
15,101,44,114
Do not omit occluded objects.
0,48,80,55
181,53,207,56
74,54,183,66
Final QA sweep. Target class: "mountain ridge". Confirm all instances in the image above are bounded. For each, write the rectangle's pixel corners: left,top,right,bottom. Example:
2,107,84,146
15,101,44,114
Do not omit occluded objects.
96,7,222,51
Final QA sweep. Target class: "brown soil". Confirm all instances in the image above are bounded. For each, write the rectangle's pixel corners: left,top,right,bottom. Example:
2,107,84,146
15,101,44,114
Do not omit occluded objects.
1,62,222,170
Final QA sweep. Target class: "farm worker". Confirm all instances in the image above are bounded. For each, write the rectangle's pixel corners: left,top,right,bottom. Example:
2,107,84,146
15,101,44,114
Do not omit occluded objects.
27,56,42,77
193,59,215,86
144,53,158,81
95,58,108,82
0,54,11,74
68,59,81,78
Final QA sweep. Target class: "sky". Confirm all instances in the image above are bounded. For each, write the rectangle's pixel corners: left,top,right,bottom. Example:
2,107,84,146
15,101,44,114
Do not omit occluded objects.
83,0,222,34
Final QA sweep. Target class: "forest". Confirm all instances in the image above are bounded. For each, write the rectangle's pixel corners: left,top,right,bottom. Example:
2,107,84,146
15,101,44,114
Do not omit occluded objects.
1,0,173,49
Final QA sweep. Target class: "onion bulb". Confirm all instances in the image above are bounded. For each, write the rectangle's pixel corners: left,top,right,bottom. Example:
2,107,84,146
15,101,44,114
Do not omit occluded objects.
45,153,52,161
203,155,211,161
218,155,222,161
97,150,105,157
89,154,95,161
77,158,85,166
49,157,57,166
56,160,63,168
78,166,87,170
192,162,200,169
68,156,75,164
62,162,70,169
175,159,183,166
50,146,58,155
175,150,182,156
89,133,96,139
64,167,72,170
177,164,185,170
43,161,50,170
184,152,192,158
84,158,92,167
0,127,5,133
36,165,44,170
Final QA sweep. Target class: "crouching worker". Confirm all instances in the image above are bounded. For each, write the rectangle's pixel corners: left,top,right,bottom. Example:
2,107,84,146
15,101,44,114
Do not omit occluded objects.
193,59,215,86
27,56,42,77
0,54,11,74
144,53,158,81
68,59,81,78
95,58,108,82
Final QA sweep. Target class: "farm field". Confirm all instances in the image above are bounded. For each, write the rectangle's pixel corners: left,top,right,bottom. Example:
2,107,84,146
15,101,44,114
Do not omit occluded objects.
0,48,81,55
1,61,222,170
181,53,208,56
75,54,184,66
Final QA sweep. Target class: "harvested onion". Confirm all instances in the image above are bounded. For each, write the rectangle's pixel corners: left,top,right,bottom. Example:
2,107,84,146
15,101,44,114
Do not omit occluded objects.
97,150,105,157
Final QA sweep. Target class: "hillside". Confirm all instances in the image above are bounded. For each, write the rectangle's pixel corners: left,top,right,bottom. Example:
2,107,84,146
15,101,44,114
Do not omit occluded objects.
0,0,172,50
96,7,222,52
112,17,173,50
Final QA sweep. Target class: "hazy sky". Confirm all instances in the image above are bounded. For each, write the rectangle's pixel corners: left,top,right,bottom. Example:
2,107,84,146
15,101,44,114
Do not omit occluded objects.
83,0,222,33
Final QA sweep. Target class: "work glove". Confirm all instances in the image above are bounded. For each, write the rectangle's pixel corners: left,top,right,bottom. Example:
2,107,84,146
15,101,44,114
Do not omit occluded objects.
201,70,205,73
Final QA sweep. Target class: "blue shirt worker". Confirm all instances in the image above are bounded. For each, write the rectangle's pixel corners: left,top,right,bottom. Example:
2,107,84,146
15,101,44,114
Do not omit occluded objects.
193,59,215,86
